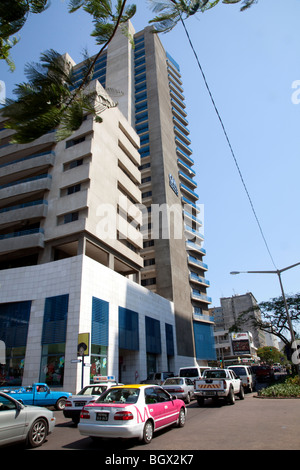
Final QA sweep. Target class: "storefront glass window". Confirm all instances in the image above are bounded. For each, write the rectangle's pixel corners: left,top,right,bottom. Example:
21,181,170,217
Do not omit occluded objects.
90,345,107,380
39,343,65,386
0,346,26,386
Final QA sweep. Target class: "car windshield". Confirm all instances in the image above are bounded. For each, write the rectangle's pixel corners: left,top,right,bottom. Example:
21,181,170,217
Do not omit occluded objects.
180,368,198,378
229,367,247,376
164,378,183,385
78,385,107,396
96,387,140,404
204,370,226,379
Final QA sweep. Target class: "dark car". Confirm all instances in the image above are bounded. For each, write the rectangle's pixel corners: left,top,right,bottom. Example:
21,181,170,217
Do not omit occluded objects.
255,365,275,382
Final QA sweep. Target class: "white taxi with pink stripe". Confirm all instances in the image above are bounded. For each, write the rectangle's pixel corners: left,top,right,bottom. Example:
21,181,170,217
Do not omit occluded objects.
78,384,186,444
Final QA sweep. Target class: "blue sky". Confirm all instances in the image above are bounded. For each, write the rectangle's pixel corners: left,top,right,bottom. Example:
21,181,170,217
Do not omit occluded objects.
1,0,300,311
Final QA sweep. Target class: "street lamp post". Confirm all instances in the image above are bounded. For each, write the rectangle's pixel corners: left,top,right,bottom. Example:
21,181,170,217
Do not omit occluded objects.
230,262,300,378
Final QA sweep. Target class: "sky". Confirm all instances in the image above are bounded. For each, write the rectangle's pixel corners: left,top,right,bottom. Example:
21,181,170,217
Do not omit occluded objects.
1,0,300,310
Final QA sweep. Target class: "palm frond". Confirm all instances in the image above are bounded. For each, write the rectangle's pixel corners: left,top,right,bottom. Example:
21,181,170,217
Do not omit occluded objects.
2,0,135,144
147,0,257,32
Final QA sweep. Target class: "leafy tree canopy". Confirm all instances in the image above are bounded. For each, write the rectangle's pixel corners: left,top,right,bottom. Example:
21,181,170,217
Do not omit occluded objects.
0,0,258,142
1,0,136,143
257,346,285,365
0,0,50,71
229,293,300,348
148,1,258,33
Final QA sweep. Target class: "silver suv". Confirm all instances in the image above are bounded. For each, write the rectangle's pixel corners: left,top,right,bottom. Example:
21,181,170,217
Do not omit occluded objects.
228,365,256,393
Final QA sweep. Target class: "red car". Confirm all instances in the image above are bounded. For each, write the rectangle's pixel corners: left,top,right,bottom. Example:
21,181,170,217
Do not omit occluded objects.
255,365,275,382
78,384,186,444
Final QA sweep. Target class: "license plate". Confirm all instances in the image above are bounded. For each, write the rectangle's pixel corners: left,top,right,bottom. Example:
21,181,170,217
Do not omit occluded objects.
204,391,217,396
96,412,109,421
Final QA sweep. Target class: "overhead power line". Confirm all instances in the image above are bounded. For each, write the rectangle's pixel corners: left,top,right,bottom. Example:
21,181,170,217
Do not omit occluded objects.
180,18,278,270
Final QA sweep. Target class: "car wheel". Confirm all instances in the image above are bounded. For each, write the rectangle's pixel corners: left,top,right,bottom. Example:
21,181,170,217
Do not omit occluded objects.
142,420,154,444
185,393,191,404
177,407,186,428
227,387,235,405
27,418,48,448
238,385,245,400
55,397,67,410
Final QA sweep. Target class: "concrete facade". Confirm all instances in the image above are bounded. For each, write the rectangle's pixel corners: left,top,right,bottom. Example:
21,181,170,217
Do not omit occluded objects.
0,255,182,393
0,22,215,390
218,293,267,349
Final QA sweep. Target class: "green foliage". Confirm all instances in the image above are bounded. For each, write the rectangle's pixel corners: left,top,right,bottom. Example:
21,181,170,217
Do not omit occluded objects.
68,0,136,44
1,0,258,143
229,293,300,349
0,0,50,71
148,0,258,33
259,377,300,398
1,1,135,143
2,49,115,143
257,346,283,365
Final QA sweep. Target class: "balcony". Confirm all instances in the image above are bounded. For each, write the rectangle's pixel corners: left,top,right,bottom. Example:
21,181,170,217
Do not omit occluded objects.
180,183,199,201
176,147,194,166
189,272,210,287
191,290,212,304
0,200,48,226
182,196,198,210
0,151,55,182
193,312,214,323
171,106,188,127
183,210,202,227
170,99,187,118
188,255,208,271
173,116,189,136
0,174,52,203
0,228,44,254
184,225,204,243
177,158,195,176
186,240,206,255
174,126,191,146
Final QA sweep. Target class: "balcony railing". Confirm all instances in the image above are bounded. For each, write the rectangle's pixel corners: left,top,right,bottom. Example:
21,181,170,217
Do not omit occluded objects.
0,227,44,240
0,199,48,214
191,291,212,304
188,255,208,270
189,272,210,286
180,182,199,200
186,241,206,255
193,312,214,323
0,173,52,190
0,150,55,169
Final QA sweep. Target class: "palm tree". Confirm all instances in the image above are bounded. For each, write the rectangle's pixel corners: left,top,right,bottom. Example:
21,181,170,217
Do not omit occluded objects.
148,0,258,33
1,0,136,143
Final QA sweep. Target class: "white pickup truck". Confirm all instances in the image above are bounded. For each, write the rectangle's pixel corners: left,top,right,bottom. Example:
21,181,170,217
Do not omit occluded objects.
194,368,244,406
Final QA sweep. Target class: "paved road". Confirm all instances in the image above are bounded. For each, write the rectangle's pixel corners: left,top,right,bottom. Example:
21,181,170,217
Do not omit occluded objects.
31,390,300,451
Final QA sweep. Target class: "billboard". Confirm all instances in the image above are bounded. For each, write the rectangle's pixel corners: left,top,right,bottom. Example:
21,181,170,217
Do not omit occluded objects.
231,333,251,355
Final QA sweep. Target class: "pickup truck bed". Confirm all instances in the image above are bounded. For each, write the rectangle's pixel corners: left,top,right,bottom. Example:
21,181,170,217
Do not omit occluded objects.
194,369,244,406
1,383,71,410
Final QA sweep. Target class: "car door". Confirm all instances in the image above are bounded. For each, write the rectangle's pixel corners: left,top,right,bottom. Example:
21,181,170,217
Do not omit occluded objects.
145,387,178,429
144,387,163,429
185,378,194,397
230,370,240,393
154,387,179,427
0,394,26,446
34,385,51,406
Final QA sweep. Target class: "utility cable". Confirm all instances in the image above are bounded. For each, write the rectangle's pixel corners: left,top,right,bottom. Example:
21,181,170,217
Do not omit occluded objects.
180,17,278,270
